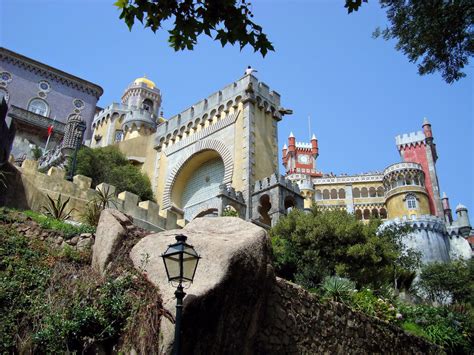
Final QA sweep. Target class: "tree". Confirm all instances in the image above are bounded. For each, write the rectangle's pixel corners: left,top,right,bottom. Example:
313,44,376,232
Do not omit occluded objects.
270,207,420,290
372,1,474,83
116,0,473,83
418,259,474,305
114,0,274,56
74,146,154,201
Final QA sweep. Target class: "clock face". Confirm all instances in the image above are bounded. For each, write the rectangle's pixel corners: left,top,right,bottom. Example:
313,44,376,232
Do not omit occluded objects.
298,154,310,164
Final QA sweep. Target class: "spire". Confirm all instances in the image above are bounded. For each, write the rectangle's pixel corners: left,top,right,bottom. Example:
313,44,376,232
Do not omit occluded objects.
423,117,430,125
283,143,288,150
289,131,294,138
442,192,447,199
311,133,317,140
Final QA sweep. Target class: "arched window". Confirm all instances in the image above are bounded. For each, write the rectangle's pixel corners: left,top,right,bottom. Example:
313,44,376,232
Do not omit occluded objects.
372,208,379,218
330,189,338,199
369,187,376,197
376,186,384,197
355,210,362,220
315,190,322,200
338,188,346,199
142,98,154,112
361,187,368,198
353,187,360,198
28,98,49,116
406,194,417,209
380,208,387,219
323,189,330,199
363,209,370,219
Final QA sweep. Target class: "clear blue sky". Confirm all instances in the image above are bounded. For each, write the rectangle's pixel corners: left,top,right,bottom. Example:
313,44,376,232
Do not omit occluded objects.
1,0,472,212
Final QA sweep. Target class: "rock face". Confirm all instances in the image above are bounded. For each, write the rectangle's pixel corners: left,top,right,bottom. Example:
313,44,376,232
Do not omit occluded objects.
129,217,273,354
92,209,133,276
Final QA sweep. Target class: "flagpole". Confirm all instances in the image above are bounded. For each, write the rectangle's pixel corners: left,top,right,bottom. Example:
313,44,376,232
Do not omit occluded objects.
44,116,56,152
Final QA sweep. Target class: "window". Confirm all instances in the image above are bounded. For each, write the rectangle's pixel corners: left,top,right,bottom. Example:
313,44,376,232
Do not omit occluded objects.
28,98,49,116
115,130,124,142
406,194,417,209
143,98,153,112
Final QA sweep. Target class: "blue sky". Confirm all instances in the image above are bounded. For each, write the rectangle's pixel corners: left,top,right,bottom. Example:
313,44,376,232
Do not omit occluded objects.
1,0,472,211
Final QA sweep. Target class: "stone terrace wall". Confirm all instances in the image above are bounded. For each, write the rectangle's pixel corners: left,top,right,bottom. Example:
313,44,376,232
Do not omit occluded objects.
0,160,178,232
256,278,441,354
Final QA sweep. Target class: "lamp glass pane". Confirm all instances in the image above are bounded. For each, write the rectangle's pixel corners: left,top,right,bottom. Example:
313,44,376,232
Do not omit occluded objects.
182,254,199,280
164,254,181,279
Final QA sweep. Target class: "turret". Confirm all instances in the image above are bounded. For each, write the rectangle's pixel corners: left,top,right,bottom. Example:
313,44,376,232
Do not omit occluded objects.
311,133,319,157
422,117,433,141
282,143,288,162
288,132,295,153
455,204,471,237
441,192,453,224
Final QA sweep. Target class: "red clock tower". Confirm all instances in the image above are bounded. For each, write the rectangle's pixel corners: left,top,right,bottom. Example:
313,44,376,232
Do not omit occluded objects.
282,132,322,179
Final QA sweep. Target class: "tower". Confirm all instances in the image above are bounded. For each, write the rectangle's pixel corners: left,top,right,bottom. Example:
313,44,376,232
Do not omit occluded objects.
395,118,443,218
121,76,162,140
282,132,321,178
441,192,453,224
455,204,471,237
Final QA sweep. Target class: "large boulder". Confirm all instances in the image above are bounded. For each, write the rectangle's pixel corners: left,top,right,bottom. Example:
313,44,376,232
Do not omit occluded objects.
129,217,273,354
92,209,133,276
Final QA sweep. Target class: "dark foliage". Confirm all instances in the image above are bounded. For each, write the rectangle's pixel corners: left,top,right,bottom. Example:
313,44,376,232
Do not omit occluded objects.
74,146,154,201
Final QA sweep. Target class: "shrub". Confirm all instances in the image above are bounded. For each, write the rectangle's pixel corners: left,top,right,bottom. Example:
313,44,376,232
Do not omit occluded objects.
417,259,474,305
352,288,397,322
74,146,154,201
41,194,75,221
320,276,356,304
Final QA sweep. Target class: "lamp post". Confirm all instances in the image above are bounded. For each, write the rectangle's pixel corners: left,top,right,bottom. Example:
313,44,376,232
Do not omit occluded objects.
161,234,201,355
66,120,86,181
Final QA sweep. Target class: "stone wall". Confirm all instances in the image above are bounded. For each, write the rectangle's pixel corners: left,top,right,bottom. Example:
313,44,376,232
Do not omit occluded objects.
0,160,178,232
256,278,441,354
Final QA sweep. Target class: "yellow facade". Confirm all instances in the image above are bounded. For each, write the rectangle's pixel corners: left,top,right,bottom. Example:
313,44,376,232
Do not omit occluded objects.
385,187,430,219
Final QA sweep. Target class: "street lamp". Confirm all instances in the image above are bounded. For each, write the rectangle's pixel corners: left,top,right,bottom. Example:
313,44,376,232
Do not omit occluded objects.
161,234,201,355
66,120,86,181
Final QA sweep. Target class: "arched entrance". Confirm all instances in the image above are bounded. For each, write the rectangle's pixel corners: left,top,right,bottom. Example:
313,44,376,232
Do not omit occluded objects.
170,150,225,221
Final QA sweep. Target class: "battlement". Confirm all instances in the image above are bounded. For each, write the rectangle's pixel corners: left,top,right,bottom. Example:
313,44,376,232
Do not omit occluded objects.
299,179,314,191
92,102,128,126
154,74,281,148
295,142,312,149
218,184,245,203
253,173,301,194
385,214,446,233
17,159,173,232
395,130,425,149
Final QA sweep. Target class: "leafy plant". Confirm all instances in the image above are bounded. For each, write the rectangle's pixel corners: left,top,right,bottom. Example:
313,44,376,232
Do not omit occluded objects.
352,288,397,322
41,194,75,221
222,206,239,217
81,185,117,227
31,145,43,160
320,276,356,304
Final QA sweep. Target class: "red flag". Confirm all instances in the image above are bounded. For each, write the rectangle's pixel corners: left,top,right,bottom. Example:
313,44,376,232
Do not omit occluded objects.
47,125,53,136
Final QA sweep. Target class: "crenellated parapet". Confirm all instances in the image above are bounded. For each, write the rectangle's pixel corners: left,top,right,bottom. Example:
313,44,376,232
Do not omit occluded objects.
253,173,301,194
395,131,426,150
383,162,426,198
389,214,447,233
153,75,282,151
14,159,175,232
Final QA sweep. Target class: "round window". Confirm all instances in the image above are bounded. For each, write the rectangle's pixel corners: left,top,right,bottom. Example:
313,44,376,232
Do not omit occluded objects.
73,99,85,110
0,72,12,82
38,80,51,92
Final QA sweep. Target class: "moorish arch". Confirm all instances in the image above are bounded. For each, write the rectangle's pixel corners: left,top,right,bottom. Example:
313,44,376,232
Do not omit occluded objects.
162,139,233,211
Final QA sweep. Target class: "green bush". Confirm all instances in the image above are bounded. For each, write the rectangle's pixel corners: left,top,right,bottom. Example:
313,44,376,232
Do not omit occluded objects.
73,146,154,201
397,303,472,353
417,259,474,305
352,288,397,322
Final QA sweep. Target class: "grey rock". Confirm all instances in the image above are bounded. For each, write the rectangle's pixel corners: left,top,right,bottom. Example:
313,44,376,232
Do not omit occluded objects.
92,209,131,275
130,216,272,355
77,238,93,251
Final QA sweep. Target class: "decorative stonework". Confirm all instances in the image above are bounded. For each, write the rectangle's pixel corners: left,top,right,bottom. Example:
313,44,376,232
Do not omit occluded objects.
162,139,234,210
0,47,103,98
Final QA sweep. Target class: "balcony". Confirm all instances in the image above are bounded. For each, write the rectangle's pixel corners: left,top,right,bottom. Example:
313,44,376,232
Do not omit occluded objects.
8,105,66,135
